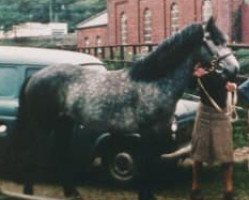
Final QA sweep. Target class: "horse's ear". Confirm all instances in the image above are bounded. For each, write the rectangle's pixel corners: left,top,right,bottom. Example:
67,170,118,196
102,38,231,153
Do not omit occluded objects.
203,16,215,31
202,16,217,39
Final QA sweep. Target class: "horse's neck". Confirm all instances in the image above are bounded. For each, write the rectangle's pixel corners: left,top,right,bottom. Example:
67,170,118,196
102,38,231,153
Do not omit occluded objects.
159,56,195,101
129,24,203,81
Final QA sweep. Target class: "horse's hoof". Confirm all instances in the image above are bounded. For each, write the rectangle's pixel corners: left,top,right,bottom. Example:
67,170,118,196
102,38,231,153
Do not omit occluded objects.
23,185,34,195
67,195,83,200
138,190,156,200
66,194,84,200
64,188,83,200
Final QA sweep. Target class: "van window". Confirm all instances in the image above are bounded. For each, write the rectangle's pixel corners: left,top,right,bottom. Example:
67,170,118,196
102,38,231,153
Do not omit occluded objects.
26,68,40,79
0,65,20,97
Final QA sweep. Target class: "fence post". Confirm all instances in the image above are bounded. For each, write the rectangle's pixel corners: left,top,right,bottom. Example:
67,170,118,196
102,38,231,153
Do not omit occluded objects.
120,45,125,60
101,47,105,59
94,47,98,57
132,45,137,57
148,44,153,52
110,46,114,60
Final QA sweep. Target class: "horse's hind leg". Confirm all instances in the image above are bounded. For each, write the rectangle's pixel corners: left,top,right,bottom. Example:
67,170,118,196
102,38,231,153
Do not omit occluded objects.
22,126,38,195
23,159,35,195
53,116,82,199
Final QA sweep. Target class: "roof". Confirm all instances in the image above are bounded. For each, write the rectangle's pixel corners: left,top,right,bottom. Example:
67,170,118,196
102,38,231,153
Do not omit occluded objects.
77,10,108,29
0,46,103,66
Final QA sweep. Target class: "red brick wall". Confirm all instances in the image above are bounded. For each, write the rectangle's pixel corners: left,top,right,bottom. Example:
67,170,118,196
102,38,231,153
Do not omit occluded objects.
108,0,140,45
165,0,196,37
107,0,241,45
77,0,249,48
108,0,198,45
139,0,166,43
215,0,233,41
77,26,108,49
242,2,249,43
232,0,243,11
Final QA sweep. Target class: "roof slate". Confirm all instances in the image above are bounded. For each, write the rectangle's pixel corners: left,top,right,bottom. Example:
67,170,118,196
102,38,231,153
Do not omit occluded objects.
77,10,108,29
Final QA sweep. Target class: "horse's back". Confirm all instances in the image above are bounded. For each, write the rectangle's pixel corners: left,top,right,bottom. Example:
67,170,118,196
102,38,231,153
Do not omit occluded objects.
22,64,107,123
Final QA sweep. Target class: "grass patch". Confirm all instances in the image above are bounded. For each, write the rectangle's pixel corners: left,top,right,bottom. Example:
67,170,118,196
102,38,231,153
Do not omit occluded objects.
155,163,249,200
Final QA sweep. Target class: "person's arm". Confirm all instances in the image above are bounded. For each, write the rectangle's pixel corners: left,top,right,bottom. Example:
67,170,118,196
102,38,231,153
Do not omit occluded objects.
226,81,237,92
187,63,209,93
193,63,208,78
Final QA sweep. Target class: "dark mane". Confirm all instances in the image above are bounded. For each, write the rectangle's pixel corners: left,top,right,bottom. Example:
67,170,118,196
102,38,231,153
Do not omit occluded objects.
129,23,204,81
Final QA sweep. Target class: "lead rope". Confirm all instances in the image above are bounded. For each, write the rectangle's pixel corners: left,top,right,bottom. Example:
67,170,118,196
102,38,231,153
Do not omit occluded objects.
227,89,238,122
197,78,238,121
197,78,223,112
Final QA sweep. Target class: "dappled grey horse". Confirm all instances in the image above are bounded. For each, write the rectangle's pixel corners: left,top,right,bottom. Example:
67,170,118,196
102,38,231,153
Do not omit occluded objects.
13,18,239,200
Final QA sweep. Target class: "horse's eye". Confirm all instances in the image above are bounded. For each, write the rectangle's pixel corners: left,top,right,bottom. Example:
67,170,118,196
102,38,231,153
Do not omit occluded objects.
215,63,224,74
204,36,211,40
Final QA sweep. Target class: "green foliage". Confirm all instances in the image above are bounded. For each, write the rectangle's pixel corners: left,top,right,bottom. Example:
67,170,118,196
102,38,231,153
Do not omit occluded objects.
0,1,26,31
0,0,106,32
103,60,131,70
233,124,249,148
234,49,249,75
61,0,106,31
233,115,249,148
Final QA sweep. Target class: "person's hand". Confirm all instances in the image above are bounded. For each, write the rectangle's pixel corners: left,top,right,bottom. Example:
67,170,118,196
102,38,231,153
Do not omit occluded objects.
225,81,237,92
193,63,208,77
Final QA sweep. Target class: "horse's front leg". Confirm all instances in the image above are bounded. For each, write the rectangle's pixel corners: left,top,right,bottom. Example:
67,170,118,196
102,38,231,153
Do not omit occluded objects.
137,133,157,200
23,177,34,195
137,156,157,200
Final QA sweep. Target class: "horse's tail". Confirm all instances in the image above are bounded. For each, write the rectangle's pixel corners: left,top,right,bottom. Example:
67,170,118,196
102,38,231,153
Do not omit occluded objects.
15,77,30,139
8,78,31,178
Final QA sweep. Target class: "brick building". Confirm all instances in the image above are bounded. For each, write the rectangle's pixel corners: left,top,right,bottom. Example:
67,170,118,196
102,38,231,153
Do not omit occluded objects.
77,0,249,49
77,10,108,50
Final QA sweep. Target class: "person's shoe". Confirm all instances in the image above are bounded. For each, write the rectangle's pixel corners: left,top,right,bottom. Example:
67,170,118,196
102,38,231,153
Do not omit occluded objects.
190,189,204,200
223,191,238,200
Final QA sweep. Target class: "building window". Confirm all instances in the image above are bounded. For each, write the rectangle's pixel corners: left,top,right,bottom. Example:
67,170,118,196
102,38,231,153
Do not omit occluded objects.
120,12,128,45
170,3,180,35
84,37,90,53
143,8,152,44
96,36,102,46
202,0,213,22
96,36,102,54
84,37,90,47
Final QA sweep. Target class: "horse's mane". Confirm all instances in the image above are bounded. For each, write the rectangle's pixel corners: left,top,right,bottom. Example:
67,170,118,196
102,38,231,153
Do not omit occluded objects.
129,23,204,81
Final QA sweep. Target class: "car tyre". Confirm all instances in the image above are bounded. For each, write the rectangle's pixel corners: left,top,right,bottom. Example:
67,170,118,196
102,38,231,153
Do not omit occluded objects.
105,148,138,185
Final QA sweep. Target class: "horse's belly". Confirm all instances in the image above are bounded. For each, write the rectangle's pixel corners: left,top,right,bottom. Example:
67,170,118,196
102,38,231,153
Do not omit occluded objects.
80,109,139,134
108,116,139,133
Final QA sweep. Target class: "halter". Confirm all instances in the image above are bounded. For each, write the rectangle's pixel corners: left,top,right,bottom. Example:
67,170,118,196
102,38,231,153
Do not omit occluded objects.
197,33,238,120
202,32,233,73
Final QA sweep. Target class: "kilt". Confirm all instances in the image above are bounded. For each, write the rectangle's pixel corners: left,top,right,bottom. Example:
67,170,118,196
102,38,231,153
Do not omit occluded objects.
191,103,233,164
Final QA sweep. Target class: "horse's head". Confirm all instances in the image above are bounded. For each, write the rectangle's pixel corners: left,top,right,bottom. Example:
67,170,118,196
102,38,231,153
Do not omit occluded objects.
197,17,239,80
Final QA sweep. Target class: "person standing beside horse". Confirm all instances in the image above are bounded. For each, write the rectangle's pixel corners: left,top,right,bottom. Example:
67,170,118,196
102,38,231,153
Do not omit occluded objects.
190,63,239,200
